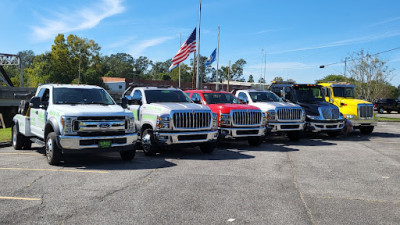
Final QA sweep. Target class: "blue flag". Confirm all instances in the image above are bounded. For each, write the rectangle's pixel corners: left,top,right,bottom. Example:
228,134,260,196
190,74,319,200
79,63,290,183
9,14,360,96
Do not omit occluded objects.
204,48,217,67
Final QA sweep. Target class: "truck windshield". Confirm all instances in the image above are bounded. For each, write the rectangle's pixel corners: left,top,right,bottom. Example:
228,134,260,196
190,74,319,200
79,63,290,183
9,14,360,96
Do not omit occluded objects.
203,93,241,104
53,88,115,105
333,87,355,98
294,87,325,102
249,92,282,102
145,90,191,104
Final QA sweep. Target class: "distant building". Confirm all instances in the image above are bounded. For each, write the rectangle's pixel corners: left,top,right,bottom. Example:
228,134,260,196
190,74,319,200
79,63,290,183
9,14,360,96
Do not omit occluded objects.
102,77,126,93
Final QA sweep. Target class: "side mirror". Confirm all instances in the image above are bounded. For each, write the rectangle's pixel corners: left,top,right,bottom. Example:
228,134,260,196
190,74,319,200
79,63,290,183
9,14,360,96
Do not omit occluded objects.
238,96,248,104
191,96,201,104
121,97,128,109
30,97,40,108
134,98,143,105
280,90,286,100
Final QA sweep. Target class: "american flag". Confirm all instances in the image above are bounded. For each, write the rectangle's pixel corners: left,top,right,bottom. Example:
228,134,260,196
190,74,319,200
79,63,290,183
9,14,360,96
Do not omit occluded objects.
169,28,196,72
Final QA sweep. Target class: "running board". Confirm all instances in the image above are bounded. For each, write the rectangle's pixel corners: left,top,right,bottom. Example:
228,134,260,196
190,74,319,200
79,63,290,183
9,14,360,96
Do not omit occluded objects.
30,138,45,147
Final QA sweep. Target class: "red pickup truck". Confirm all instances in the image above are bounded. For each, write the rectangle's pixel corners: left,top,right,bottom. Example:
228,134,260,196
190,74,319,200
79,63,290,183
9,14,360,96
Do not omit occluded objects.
185,90,266,146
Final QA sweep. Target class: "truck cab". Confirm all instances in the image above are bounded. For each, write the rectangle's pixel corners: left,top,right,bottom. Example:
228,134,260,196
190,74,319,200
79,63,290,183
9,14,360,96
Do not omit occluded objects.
235,89,305,141
185,90,265,146
125,87,218,156
282,84,345,137
318,82,377,134
12,84,138,165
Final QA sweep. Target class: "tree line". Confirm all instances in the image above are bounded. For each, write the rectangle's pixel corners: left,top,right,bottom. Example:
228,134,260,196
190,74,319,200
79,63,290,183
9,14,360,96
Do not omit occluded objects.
3,34,248,88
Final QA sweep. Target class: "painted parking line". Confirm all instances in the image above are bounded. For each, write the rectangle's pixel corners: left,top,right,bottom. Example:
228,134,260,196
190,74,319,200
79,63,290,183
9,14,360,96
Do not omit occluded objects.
0,196,41,201
0,153,42,155
0,168,109,174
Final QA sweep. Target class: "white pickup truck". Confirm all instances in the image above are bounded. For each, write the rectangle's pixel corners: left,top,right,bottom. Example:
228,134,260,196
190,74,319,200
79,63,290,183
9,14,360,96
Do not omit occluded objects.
235,89,305,141
12,84,137,165
124,87,218,156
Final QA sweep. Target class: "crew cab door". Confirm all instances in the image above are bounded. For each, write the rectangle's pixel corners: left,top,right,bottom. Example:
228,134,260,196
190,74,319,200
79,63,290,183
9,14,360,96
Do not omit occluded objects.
128,89,143,132
30,87,50,138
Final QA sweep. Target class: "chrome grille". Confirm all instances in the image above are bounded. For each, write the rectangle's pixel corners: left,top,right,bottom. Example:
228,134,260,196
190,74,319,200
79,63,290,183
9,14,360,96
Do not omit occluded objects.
232,110,262,126
76,118,126,132
276,108,303,121
319,107,340,120
358,104,373,118
172,111,211,129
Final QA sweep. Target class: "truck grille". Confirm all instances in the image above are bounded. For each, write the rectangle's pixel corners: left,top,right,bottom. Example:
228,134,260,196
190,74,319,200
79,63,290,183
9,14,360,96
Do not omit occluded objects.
172,111,211,129
276,108,303,121
358,104,374,118
232,110,262,126
319,107,340,120
74,117,126,132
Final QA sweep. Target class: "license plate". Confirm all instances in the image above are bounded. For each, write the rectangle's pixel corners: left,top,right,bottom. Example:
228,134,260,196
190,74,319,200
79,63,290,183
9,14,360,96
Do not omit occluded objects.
98,140,111,148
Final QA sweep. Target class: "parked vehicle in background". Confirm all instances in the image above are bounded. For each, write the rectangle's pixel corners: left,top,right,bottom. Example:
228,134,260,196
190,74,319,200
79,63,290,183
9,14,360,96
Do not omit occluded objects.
269,80,296,97
373,98,400,114
185,90,265,146
12,84,138,165
125,87,218,156
318,82,377,134
281,84,345,137
235,89,305,141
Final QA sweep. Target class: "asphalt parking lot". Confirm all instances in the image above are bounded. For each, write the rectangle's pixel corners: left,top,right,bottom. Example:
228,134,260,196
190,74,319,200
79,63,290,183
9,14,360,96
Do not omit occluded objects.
0,122,399,224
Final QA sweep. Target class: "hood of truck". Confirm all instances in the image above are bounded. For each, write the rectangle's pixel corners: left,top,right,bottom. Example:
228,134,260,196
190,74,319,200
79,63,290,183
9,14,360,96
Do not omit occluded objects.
333,97,372,116
206,103,260,114
250,102,301,112
52,104,130,117
147,102,211,112
296,101,336,116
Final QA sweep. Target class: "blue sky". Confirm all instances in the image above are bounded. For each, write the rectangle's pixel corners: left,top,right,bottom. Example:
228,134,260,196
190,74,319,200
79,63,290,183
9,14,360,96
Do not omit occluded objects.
2,0,400,86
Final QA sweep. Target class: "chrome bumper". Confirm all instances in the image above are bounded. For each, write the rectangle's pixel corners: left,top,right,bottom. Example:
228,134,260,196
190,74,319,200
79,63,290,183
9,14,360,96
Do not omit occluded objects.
307,121,345,132
350,119,377,127
267,121,305,132
154,130,218,145
58,133,138,150
219,126,265,138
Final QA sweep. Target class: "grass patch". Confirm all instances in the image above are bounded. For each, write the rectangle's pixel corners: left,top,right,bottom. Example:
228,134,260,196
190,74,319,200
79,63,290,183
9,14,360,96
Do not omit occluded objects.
378,117,400,122
0,127,12,142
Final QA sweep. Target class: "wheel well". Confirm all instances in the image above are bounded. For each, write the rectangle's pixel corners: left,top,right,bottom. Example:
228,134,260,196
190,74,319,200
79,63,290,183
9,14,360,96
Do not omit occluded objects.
141,124,153,136
44,124,54,139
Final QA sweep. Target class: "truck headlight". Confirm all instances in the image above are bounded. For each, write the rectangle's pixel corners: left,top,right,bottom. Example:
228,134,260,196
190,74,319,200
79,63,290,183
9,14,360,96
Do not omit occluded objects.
212,112,218,129
301,109,306,121
125,116,136,133
307,115,321,120
61,116,77,135
266,110,276,121
262,112,267,126
157,114,170,129
219,113,231,126
345,114,355,119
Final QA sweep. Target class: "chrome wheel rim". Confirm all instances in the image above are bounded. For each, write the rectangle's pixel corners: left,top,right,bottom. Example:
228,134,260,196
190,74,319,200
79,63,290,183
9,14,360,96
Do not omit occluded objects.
142,133,151,152
46,138,53,160
12,127,17,147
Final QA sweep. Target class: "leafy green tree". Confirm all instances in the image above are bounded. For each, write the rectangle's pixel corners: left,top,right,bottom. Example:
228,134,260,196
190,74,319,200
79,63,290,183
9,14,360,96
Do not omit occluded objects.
248,75,254,83
273,76,283,82
230,59,246,81
317,74,349,83
134,56,152,80
25,53,52,87
102,53,134,78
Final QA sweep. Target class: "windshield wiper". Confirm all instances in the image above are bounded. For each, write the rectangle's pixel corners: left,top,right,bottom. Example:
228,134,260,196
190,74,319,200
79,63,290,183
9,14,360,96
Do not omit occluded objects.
86,102,112,105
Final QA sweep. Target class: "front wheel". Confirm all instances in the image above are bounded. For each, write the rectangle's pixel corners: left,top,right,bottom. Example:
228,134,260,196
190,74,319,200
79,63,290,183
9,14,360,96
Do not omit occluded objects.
387,110,391,114
46,132,62,165
141,129,158,156
287,131,300,141
12,124,24,150
378,107,384,114
200,142,216,153
248,136,263,146
360,126,374,135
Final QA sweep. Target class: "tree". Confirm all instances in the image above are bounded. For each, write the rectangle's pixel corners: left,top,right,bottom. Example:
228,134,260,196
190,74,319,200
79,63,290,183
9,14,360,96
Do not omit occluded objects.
273,76,283,82
258,77,265,83
25,53,52,87
248,75,254,83
102,53,134,78
230,59,247,81
348,50,394,101
133,56,152,80
317,74,349,83
4,50,36,87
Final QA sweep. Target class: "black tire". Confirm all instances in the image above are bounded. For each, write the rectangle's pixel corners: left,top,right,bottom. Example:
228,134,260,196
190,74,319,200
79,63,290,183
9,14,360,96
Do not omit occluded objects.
378,107,384,114
360,126,374,135
387,110,391,114
200,142,216,153
46,132,62,165
120,145,136,161
23,141,32,150
287,131,300,141
141,129,158,156
327,131,340,137
12,124,24,150
248,136,263,146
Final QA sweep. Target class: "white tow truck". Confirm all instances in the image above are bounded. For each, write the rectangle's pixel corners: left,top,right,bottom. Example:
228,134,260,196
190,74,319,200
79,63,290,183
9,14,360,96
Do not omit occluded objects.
12,84,137,165
124,87,218,156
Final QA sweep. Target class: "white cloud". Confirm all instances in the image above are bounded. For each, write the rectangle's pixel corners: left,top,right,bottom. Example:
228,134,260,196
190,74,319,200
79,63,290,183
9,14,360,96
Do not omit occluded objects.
129,36,174,57
32,0,125,41
368,16,400,27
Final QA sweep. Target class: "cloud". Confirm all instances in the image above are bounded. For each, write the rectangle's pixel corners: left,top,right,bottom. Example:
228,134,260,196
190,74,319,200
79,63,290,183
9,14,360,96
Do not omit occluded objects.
269,31,400,55
255,28,285,35
368,16,400,27
32,0,125,41
129,36,174,57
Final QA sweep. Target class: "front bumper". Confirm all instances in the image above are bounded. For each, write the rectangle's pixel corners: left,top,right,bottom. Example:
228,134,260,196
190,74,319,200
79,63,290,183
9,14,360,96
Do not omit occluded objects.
219,126,265,138
154,130,218,145
266,121,305,133
350,118,377,127
58,133,138,150
306,120,345,132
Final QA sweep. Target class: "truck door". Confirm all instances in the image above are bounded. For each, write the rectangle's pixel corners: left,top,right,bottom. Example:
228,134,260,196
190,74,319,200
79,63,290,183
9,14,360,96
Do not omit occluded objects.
129,90,143,132
30,88,49,138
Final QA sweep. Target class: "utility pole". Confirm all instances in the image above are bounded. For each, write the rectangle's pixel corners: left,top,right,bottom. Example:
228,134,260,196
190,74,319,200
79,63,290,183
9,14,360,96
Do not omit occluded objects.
216,25,220,91
196,0,201,89
227,60,230,92
179,33,181,88
18,53,23,87
344,57,349,76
